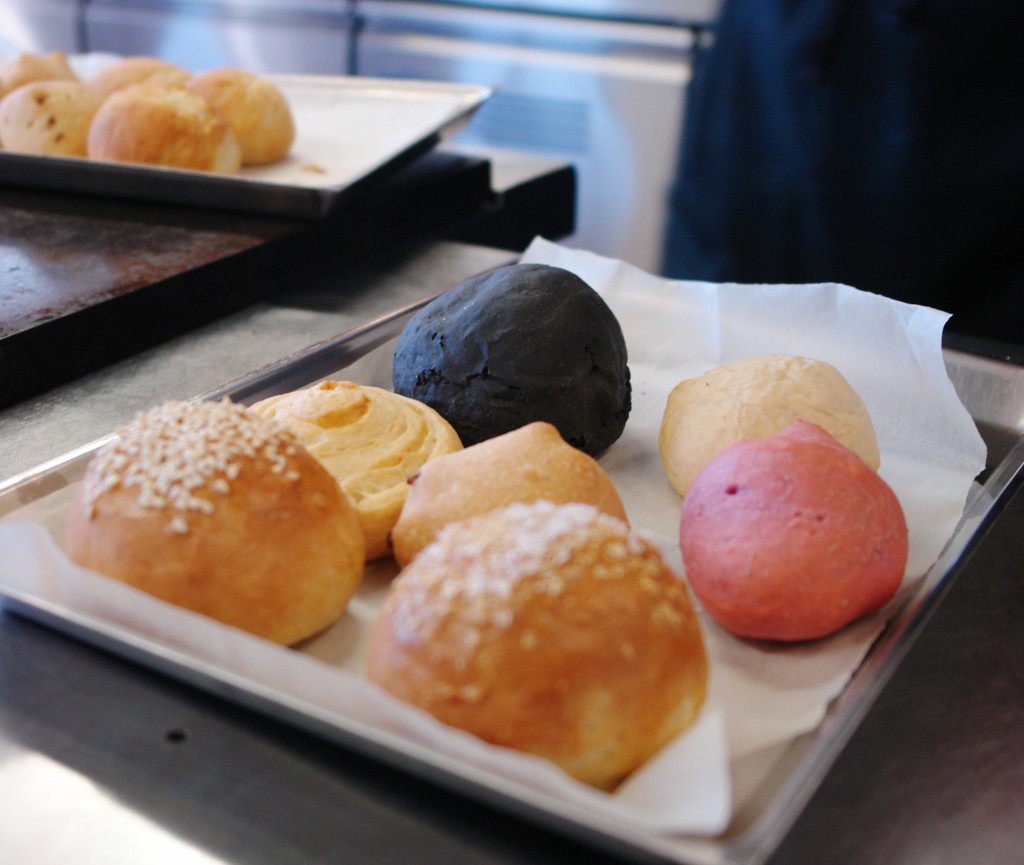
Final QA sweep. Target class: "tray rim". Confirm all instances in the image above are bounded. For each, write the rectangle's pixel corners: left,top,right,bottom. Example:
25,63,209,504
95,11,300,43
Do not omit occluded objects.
1,309,1022,865
0,74,494,219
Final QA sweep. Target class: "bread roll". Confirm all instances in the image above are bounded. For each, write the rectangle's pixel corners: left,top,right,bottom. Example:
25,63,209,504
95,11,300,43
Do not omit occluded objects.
87,84,242,174
367,501,708,789
392,263,632,457
65,399,365,645
390,421,627,567
0,80,102,157
186,68,295,165
0,51,78,97
251,381,462,561
659,353,880,497
88,56,190,101
680,419,908,641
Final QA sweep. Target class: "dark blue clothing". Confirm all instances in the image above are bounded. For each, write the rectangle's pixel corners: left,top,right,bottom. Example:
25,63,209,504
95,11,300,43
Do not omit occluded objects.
663,0,1024,342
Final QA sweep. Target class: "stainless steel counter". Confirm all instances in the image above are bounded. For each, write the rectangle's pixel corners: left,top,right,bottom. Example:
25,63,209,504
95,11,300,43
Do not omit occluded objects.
0,238,1022,865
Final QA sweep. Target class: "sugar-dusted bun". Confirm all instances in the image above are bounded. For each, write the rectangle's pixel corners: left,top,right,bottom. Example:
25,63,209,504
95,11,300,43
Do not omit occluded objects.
65,399,365,645
88,84,242,173
0,51,78,96
250,381,462,561
0,81,103,157
185,68,295,165
659,353,880,498
88,56,190,101
367,501,708,789
680,419,907,642
391,421,626,568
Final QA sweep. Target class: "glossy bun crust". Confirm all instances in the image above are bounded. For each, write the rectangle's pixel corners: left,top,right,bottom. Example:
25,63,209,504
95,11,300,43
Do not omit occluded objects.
392,263,631,456
65,399,365,645
367,501,707,789
390,421,627,567
680,419,907,642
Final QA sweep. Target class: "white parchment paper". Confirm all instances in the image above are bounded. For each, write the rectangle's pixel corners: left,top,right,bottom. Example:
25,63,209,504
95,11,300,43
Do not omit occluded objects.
0,238,986,840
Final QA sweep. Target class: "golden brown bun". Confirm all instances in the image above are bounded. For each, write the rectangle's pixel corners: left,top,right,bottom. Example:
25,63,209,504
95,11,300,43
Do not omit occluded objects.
87,84,243,173
185,67,295,165
250,381,462,561
659,353,880,498
65,399,365,645
390,421,627,568
0,81,103,157
367,501,708,789
0,51,78,97
88,56,190,101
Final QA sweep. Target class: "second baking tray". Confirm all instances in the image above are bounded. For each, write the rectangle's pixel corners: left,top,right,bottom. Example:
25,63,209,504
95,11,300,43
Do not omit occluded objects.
0,74,493,218
0,297,1022,865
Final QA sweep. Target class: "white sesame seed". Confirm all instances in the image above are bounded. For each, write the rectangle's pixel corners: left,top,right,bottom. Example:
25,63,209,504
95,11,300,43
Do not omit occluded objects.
82,398,302,533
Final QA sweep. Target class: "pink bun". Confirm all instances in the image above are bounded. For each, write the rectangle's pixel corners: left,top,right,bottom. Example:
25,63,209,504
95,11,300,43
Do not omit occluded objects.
679,419,908,641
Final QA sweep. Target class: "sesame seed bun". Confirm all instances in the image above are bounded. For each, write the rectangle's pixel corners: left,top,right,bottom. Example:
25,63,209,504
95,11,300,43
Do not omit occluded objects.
367,501,707,789
65,399,365,645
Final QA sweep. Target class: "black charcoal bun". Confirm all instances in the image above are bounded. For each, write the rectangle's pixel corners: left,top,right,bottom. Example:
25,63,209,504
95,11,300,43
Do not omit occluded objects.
392,263,631,456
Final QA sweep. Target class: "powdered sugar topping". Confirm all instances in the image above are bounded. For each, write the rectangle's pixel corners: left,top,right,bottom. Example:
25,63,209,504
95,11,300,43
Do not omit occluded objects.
389,500,670,641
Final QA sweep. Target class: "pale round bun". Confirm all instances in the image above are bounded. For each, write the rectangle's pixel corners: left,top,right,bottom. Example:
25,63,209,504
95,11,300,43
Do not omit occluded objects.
87,84,242,173
65,399,365,645
185,67,295,165
250,381,462,561
390,421,627,568
680,419,908,642
0,80,103,156
0,51,78,97
88,56,190,101
659,353,880,498
367,501,708,789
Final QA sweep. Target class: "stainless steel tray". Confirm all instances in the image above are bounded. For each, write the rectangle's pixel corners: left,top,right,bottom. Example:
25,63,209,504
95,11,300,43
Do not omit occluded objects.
1,299,1022,865
0,75,493,218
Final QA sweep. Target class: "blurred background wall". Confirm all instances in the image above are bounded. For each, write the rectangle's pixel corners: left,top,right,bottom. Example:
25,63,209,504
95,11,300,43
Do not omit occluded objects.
0,0,722,272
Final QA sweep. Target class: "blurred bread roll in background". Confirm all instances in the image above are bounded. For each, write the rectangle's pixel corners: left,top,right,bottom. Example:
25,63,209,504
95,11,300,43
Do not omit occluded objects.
186,67,295,165
0,51,78,98
87,83,243,173
659,353,880,497
390,421,627,567
88,56,190,100
0,80,102,156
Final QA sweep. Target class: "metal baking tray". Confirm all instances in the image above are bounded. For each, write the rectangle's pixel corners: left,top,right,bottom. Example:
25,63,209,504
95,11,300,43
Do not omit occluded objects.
0,299,1022,865
0,75,493,218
